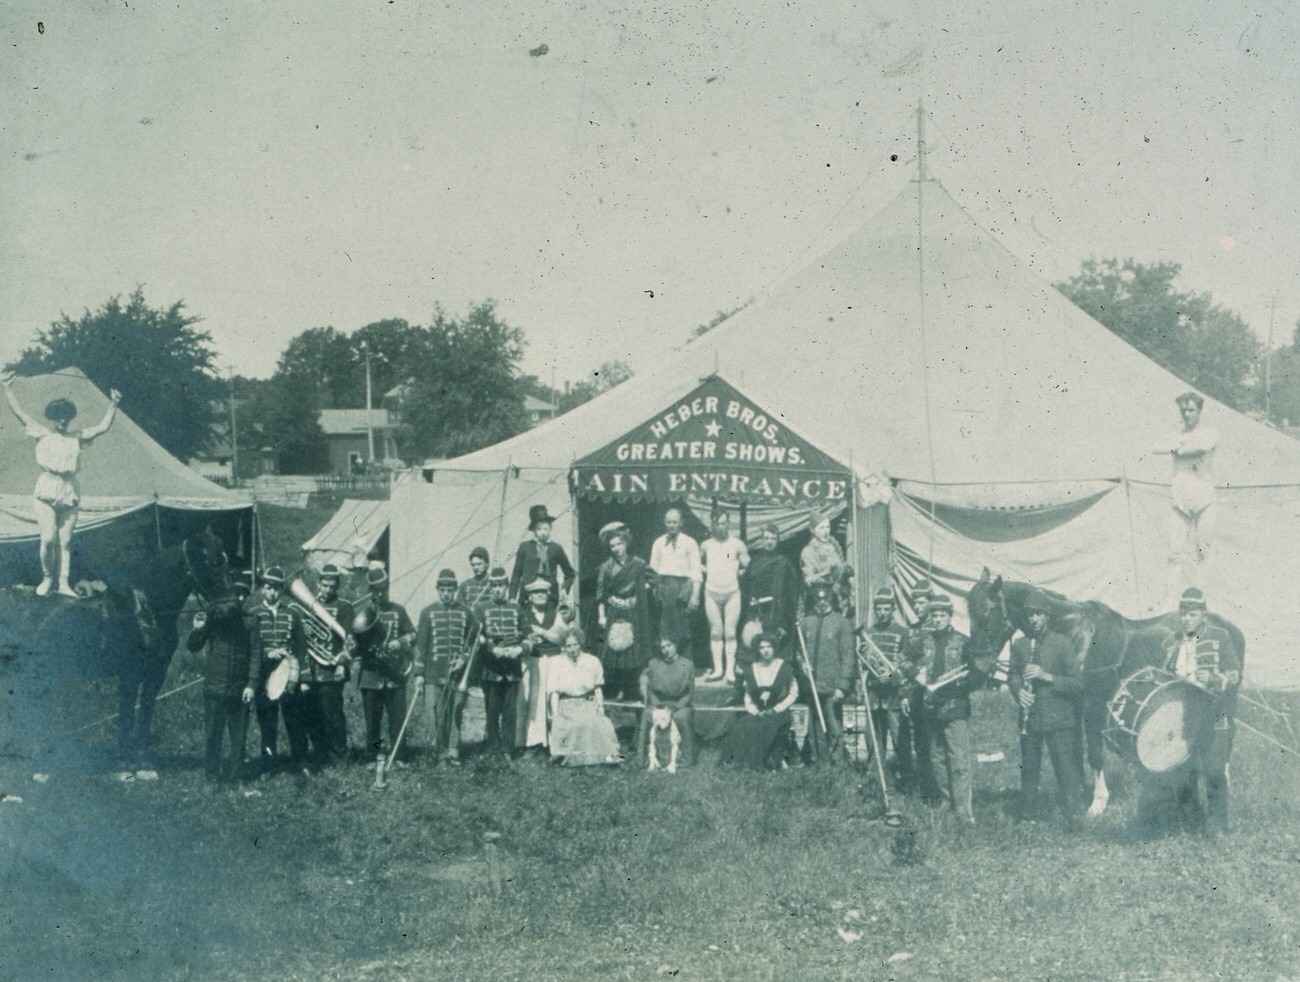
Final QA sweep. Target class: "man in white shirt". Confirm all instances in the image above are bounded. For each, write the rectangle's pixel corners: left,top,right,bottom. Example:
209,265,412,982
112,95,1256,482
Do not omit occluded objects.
649,507,702,663
1154,391,1218,602
699,511,749,683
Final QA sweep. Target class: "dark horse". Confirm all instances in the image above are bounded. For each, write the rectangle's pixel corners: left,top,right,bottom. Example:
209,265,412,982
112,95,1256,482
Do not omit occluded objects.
0,526,238,756
965,568,1245,816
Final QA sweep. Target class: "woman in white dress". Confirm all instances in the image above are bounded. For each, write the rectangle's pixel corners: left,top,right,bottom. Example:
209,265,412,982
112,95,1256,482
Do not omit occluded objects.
4,375,120,597
546,626,621,766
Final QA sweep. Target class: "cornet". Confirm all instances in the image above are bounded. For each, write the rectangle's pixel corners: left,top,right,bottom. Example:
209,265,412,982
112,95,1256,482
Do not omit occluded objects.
855,631,901,681
924,664,970,696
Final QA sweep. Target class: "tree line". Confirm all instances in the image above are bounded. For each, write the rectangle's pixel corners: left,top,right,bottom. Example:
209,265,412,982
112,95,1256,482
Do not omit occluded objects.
6,266,1295,473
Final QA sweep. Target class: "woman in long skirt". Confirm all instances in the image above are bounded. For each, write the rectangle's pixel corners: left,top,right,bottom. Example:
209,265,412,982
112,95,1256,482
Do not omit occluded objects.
4,375,120,597
719,634,798,770
596,522,657,698
547,626,621,766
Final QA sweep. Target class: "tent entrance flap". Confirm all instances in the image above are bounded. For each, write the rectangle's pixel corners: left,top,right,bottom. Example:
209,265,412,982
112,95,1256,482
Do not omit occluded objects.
570,375,851,505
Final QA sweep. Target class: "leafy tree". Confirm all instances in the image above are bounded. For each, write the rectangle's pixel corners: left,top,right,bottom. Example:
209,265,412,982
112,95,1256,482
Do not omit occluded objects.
690,301,750,341
273,327,356,408
231,375,328,475
558,360,634,413
1264,321,1300,426
6,288,224,460
398,301,528,459
1057,259,1260,412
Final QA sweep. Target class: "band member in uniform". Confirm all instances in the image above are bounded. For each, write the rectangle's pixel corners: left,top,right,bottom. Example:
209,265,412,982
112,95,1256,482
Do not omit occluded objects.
415,569,474,763
291,563,354,764
1159,587,1241,836
699,511,749,683
740,523,800,668
797,582,856,765
474,566,525,756
353,566,417,767
508,505,575,606
250,566,313,773
1007,588,1085,827
649,507,701,662
517,576,567,754
596,522,657,699
184,590,256,783
457,546,494,611
905,594,991,824
863,587,914,788
4,375,120,597
909,579,934,630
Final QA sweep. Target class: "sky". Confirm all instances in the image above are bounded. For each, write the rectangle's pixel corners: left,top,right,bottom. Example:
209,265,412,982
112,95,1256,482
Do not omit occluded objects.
3,1,1298,385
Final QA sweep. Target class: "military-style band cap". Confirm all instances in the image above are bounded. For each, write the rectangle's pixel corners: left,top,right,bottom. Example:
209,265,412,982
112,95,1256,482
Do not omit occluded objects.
366,566,388,588
872,587,896,605
1179,587,1207,611
928,593,953,613
436,568,458,588
525,577,552,595
911,579,933,600
261,566,286,586
320,563,341,580
488,565,508,584
469,545,489,563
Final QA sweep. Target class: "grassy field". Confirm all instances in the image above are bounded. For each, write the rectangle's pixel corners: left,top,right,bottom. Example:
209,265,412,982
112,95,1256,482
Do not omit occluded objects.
1,504,1297,980
1,678,1296,981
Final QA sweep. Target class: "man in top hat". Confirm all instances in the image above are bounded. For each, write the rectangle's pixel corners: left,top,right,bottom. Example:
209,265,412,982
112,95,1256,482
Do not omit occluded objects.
862,586,915,789
1007,588,1085,827
649,507,702,661
457,546,494,611
353,565,417,768
797,582,856,765
518,575,567,753
509,504,575,607
905,593,992,823
249,566,313,774
740,523,800,668
1158,587,1241,836
415,569,476,763
289,563,354,764
1154,392,1219,603
800,510,850,611
474,566,525,756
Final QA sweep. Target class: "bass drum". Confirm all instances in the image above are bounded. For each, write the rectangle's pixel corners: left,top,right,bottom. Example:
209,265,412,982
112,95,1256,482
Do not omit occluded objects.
1104,667,1210,773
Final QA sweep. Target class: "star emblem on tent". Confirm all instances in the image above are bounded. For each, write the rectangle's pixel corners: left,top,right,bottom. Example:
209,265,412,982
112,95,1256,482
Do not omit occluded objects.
704,420,722,438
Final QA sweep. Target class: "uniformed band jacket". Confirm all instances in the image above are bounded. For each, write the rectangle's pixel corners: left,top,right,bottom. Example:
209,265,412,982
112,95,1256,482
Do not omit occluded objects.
415,600,475,686
1008,630,1083,733
798,610,856,696
250,602,307,683
864,618,912,709
291,595,354,685
906,626,983,723
508,539,576,603
474,599,524,683
355,600,416,690
184,605,256,697
456,577,493,613
1160,624,1242,727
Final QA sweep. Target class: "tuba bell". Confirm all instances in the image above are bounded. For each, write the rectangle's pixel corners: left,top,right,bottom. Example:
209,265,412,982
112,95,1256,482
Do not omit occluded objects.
351,597,381,636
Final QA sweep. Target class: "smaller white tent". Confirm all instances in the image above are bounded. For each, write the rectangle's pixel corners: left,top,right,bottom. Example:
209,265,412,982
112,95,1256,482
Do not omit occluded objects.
301,498,389,572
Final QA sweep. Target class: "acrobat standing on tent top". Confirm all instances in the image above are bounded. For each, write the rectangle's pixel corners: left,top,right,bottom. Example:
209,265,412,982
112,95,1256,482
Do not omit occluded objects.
3,373,121,598
1153,390,1218,602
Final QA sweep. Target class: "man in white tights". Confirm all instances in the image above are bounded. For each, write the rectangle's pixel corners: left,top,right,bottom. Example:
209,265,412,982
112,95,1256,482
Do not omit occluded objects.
699,512,749,683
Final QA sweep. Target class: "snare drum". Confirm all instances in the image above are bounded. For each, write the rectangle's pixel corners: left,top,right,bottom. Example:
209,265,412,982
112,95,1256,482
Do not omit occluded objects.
1104,667,1210,773
264,653,300,701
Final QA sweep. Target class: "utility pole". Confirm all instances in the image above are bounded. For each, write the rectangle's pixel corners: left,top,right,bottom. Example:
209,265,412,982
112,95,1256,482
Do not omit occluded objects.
1265,292,1278,422
915,101,928,183
363,341,375,465
228,368,239,487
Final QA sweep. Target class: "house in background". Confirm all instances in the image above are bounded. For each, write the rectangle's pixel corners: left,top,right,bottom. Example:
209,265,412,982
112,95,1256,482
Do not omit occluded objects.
524,394,558,427
319,408,399,475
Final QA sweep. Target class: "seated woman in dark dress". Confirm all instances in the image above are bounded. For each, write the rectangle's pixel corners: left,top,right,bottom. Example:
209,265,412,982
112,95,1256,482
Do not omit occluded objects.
719,634,798,770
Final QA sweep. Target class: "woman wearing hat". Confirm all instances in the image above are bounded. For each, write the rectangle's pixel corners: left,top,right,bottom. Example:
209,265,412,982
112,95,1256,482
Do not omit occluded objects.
546,626,622,765
718,633,798,770
4,375,121,597
596,522,657,699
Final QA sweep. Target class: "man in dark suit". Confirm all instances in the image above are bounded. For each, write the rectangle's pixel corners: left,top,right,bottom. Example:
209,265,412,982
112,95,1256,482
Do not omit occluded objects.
1008,588,1085,827
508,504,575,606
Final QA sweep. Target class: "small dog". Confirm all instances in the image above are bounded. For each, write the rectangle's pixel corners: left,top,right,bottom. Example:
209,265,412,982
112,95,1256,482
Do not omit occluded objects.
646,706,681,774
